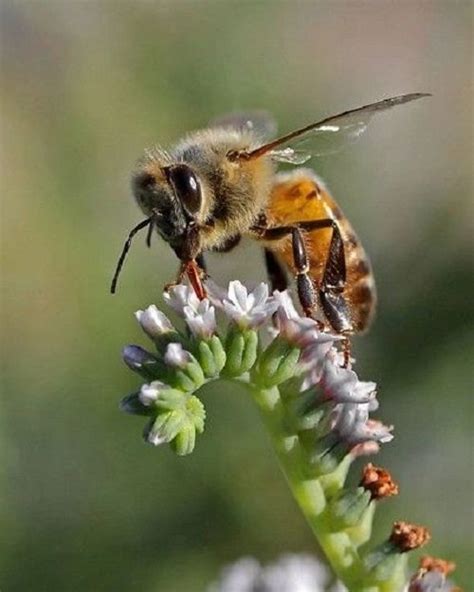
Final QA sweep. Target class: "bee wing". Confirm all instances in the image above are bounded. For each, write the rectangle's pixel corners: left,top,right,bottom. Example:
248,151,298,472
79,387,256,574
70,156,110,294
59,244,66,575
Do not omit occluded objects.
210,110,277,140
241,93,431,163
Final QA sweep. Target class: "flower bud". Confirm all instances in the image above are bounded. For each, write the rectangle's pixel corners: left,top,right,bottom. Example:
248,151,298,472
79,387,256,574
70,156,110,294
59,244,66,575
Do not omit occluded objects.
255,338,301,388
120,392,153,416
328,487,372,529
161,343,205,391
197,335,226,378
139,380,169,406
135,305,174,339
122,345,164,380
142,394,205,455
223,327,258,378
364,522,431,587
164,343,192,369
283,388,326,432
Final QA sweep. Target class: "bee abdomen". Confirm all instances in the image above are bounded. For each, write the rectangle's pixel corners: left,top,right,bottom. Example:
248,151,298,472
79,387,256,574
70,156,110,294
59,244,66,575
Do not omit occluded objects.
347,253,377,333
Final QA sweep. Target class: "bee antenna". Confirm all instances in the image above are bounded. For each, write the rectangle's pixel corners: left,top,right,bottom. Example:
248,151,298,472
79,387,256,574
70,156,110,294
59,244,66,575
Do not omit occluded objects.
110,217,153,294
145,210,162,248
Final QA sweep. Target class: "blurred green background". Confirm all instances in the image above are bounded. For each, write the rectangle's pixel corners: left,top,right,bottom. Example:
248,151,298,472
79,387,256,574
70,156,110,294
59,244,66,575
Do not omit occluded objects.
1,1,472,590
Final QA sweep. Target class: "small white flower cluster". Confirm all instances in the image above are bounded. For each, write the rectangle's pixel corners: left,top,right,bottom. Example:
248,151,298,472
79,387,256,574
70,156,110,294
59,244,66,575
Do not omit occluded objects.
271,290,393,454
164,284,217,340
206,279,279,329
125,280,392,454
207,553,346,592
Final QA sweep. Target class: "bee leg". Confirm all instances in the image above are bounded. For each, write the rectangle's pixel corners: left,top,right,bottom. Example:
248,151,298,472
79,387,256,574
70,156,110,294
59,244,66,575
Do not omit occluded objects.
291,227,321,321
264,248,288,292
266,219,354,335
253,218,354,335
164,258,207,300
254,220,335,322
318,222,354,335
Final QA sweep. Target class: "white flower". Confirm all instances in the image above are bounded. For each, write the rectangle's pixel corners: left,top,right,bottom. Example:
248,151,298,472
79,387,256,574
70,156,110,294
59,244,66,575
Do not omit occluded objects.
298,345,342,390
218,281,278,329
319,361,377,404
207,553,346,592
207,557,262,592
273,290,300,320
273,291,340,378
349,419,394,445
163,342,192,368
262,554,332,592
274,291,319,344
331,402,393,446
139,380,168,406
299,335,339,377
183,299,216,340
135,305,174,338
163,283,201,315
332,401,371,433
204,278,230,306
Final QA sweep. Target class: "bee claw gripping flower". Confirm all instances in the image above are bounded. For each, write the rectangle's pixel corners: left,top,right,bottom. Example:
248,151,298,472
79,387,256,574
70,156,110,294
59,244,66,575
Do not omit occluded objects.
119,279,459,592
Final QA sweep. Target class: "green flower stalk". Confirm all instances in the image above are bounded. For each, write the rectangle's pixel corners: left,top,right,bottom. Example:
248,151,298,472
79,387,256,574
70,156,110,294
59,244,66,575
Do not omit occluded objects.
120,280,459,592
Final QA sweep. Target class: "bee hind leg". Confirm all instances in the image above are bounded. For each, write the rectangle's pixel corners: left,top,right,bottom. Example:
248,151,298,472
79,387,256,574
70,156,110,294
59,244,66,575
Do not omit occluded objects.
253,218,354,338
292,225,354,367
317,224,355,367
318,222,354,335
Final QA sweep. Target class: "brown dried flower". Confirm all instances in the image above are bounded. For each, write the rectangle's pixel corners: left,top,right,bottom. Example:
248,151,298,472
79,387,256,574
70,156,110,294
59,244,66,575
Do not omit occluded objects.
419,556,456,576
360,463,399,500
390,521,431,552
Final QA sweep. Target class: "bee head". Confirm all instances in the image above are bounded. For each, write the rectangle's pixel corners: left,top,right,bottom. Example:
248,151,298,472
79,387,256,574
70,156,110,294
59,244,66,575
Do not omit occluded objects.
132,163,203,249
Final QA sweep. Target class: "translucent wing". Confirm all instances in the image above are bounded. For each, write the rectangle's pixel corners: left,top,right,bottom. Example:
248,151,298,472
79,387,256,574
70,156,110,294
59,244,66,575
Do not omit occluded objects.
210,110,277,140
240,93,430,163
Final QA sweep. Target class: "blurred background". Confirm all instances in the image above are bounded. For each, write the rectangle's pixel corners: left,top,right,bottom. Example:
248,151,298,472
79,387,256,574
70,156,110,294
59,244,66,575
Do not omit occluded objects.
1,1,472,590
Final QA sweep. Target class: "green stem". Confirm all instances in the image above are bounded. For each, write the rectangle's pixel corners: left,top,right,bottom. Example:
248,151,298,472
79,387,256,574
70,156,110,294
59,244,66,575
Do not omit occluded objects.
248,383,406,592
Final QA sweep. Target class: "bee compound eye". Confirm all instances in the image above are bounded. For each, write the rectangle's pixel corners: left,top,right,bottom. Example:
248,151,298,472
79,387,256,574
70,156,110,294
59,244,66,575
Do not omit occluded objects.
166,164,202,217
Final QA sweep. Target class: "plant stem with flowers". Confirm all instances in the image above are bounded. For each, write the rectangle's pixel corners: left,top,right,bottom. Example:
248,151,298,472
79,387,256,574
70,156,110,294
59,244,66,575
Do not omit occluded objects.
120,280,460,592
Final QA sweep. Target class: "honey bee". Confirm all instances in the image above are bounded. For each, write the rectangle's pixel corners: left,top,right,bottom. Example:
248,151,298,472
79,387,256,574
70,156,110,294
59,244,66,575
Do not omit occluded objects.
111,93,429,337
